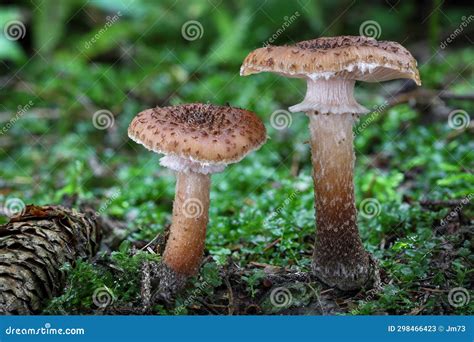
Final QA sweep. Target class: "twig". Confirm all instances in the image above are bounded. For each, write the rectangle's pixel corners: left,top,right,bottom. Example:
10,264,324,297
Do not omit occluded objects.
248,261,281,269
195,299,221,315
319,288,334,295
224,277,234,315
140,234,161,252
438,91,474,101
263,238,281,251
420,199,472,207
419,287,446,293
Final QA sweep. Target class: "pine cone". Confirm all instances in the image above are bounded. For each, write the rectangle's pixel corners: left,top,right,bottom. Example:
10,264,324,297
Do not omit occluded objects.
0,205,102,314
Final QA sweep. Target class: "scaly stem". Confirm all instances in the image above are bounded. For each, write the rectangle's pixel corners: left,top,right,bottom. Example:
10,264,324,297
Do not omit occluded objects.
163,171,211,276
290,78,368,114
308,112,371,290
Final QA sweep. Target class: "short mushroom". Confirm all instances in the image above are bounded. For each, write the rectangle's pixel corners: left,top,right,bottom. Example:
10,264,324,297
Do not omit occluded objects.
240,36,420,290
128,103,266,285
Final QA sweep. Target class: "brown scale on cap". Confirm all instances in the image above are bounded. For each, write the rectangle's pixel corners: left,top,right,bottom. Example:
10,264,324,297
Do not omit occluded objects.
128,103,266,165
241,35,421,85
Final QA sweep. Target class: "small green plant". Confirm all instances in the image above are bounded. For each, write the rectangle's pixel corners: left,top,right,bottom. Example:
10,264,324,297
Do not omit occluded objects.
45,244,161,314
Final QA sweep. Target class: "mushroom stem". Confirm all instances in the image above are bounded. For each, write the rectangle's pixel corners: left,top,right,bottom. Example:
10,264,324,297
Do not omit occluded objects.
163,170,211,277
307,113,371,290
290,78,368,115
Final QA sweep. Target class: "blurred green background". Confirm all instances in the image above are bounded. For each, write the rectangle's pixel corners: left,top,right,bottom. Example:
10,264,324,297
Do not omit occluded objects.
0,0,472,314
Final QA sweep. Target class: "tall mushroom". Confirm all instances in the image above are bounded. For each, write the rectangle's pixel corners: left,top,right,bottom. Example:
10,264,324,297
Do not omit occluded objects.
128,103,266,285
240,36,420,290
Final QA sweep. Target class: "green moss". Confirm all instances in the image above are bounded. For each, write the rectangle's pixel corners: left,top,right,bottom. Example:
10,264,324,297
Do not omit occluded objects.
1,1,472,315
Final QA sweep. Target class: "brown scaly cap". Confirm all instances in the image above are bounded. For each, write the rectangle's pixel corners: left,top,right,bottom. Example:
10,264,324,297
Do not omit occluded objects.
128,103,267,165
240,36,421,85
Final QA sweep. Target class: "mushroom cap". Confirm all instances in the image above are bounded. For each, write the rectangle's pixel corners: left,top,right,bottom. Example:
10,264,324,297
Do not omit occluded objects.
240,36,421,85
128,103,267,166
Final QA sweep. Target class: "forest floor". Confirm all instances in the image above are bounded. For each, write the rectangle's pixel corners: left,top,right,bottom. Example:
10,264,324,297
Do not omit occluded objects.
1,38,473,315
